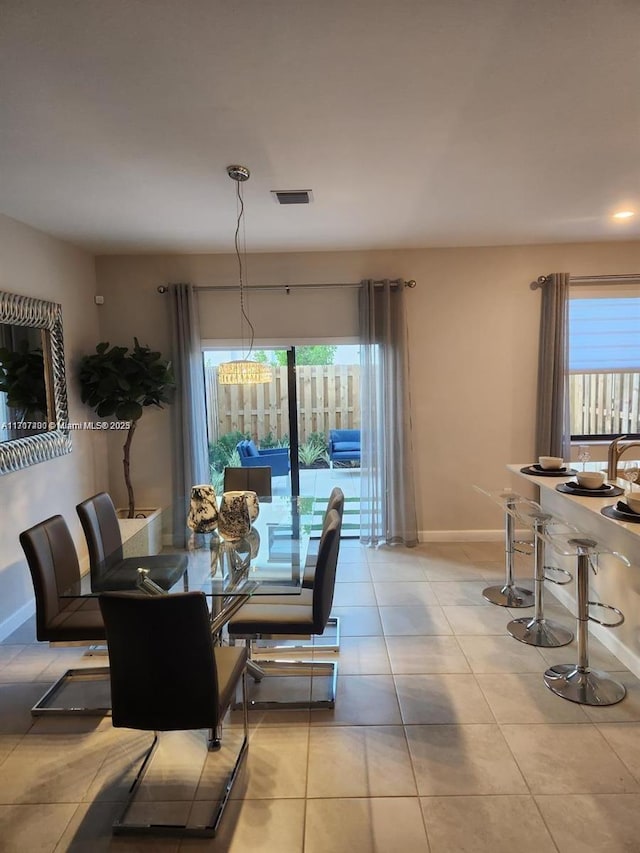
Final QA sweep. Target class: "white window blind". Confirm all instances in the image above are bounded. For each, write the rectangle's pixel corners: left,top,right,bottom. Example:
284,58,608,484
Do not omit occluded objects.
569,287,640,373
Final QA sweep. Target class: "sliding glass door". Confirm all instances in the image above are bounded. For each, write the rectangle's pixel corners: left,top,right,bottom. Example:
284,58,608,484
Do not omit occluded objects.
203,347,293,497
295,344,361,538
203,343,361,536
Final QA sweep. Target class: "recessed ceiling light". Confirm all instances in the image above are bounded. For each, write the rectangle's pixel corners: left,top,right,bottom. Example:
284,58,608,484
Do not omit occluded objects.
612,210,635,220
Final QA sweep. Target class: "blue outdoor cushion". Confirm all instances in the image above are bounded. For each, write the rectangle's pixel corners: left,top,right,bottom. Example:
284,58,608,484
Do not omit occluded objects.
331,429,360,441
334,442,360,452
245,440,259,457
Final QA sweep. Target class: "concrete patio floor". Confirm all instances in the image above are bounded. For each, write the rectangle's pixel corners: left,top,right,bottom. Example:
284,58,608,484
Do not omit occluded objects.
273,465,362,537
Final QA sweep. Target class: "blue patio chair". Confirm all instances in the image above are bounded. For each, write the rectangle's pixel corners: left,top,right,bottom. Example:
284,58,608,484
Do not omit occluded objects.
328,429,360,467
236,439,290,477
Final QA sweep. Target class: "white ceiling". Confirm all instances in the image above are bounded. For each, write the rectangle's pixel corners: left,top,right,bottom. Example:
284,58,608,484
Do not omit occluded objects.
1,0,639,254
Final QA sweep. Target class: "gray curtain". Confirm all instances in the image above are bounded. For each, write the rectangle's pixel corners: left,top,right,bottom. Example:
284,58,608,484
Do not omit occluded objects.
169,283,209,544
535,272,571,460
359,279,418,547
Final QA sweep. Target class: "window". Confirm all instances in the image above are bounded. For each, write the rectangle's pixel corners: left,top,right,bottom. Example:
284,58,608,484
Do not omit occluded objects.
569,286,640,439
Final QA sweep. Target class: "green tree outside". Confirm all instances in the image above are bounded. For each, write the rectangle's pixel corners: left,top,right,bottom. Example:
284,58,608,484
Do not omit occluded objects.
253,346,337,366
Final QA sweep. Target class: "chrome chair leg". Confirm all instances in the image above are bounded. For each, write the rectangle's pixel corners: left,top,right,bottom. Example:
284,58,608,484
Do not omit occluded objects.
31,666,111,716
113,673,249,837
483,496,534,607
247,658,265,682
508,513,573,647
251,615,341,656
208,723,223,751
234,637,337,710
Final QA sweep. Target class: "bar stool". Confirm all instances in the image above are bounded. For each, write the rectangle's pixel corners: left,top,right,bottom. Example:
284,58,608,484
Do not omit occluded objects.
473,487,534,607
506,501,574,647
541,532,628,706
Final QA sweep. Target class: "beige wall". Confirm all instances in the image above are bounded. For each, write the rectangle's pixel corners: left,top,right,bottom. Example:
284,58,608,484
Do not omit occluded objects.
3,229,638,657
96,241,640,537
0,215,105,637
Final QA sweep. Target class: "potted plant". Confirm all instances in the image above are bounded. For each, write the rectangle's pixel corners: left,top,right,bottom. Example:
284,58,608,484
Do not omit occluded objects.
79,338,175,518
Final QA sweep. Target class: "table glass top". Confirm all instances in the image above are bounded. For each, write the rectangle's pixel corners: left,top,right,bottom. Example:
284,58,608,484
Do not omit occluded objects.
63,495,314,598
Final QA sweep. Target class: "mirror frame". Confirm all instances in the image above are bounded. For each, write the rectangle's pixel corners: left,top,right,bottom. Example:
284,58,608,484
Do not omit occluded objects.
0,290,71,474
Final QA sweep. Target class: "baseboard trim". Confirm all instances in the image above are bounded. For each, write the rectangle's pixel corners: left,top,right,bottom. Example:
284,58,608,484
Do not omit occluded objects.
0,600,35,643
419,529,524,543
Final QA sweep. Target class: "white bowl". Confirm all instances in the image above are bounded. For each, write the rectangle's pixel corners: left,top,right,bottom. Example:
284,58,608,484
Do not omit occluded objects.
626,494,640,514
539,456,564,470
576,471,606,489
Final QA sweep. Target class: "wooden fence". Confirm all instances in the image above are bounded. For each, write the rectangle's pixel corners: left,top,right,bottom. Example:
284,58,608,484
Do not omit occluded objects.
205,364,361,444
569,372,640,435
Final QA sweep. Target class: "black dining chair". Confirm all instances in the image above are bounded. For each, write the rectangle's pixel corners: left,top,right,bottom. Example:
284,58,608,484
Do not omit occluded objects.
303,487,345,588
99,590,249,837
19,514,110,715
223,466,272,497
253,488,345,657
227,510,341,709
76,492,187,591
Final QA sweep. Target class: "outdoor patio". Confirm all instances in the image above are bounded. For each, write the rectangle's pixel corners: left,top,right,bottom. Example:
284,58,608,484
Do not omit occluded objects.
272,465,362,537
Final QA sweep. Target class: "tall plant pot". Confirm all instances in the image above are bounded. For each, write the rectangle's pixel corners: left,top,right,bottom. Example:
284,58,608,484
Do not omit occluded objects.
116,507,162,556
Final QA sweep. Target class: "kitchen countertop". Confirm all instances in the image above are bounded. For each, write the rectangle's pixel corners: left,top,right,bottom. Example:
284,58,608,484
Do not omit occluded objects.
507,463,640,539
508,462,640,678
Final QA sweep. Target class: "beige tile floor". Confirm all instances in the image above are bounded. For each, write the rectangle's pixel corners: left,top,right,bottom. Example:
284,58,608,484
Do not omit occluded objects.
2,541,640,851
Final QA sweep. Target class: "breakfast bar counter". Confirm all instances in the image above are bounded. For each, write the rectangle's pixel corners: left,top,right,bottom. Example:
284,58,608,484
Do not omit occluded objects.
508,463,640,677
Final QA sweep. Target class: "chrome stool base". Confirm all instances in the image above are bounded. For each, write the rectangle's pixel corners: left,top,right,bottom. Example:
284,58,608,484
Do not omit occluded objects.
507,617,573,647
544,664,626,706
482,583,534,608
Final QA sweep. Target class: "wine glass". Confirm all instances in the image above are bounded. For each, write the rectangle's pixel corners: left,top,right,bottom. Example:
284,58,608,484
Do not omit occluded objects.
577,444,591,472
622,460,639,495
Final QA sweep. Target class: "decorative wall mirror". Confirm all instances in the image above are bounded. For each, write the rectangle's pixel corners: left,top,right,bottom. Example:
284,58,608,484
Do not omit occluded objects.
0,290,71,474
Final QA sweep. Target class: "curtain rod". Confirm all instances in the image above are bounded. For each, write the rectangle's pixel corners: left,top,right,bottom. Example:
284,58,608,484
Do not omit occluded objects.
530,274,640,290
157,278,416,294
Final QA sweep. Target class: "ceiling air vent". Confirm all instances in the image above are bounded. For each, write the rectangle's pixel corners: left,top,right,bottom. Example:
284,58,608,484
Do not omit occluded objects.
271,189,313,205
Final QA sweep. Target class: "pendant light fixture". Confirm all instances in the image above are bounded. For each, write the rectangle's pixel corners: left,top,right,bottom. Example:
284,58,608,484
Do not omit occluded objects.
218,165,273,386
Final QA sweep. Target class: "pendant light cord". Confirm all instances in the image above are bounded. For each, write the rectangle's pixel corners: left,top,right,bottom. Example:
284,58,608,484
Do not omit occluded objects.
234,180,256,359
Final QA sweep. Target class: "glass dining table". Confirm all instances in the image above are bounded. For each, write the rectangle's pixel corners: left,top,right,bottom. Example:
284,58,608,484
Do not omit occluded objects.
62,495,313,633
42,496,314,715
